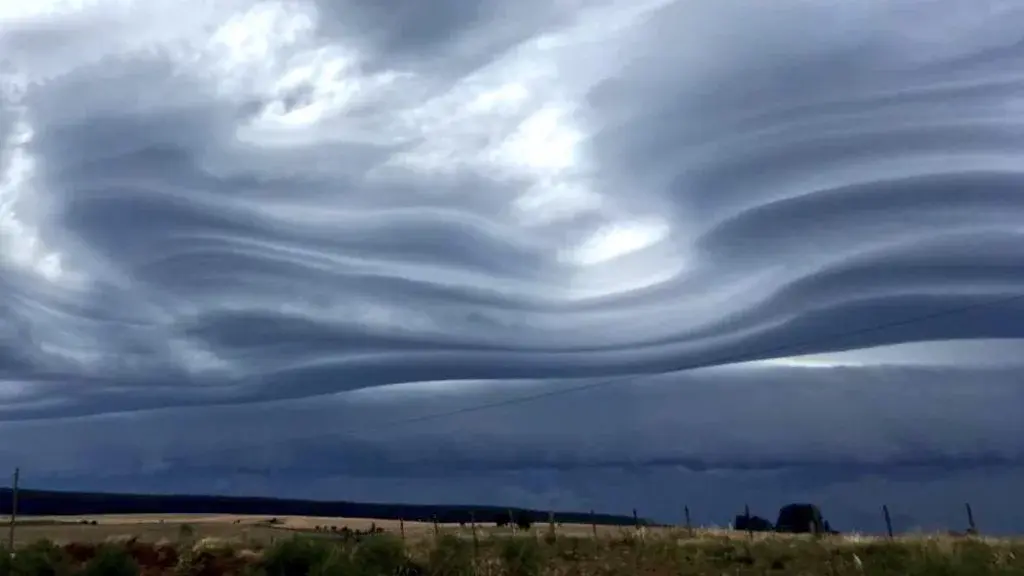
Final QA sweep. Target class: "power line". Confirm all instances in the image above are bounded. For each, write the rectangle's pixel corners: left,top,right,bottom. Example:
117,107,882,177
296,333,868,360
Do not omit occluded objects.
186,290,1024,465
178,290,1024,466
359,291,1024,432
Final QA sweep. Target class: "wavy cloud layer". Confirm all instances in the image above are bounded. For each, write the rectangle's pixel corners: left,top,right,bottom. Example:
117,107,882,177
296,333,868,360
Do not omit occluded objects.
3,0,1024,531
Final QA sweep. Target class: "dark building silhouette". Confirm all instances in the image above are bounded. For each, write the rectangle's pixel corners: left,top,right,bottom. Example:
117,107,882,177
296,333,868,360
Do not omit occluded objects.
734,513,774,532
775,503,836,534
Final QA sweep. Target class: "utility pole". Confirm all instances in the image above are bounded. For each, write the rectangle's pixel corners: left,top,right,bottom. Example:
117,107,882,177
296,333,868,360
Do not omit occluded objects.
7,468,18,551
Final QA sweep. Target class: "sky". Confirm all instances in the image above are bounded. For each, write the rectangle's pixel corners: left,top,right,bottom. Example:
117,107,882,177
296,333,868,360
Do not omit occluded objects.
2,0,1024,534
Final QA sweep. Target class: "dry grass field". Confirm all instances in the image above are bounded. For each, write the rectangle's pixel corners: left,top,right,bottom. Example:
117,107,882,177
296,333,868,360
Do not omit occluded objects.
1,513,645,547
2,514,1024,575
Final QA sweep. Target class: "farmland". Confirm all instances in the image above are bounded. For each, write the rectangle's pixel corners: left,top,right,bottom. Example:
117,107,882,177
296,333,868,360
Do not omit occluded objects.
3,513,1024,575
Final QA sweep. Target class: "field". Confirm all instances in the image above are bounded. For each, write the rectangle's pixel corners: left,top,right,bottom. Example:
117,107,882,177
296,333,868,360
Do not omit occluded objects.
3,513,1024,575
2,514,634,546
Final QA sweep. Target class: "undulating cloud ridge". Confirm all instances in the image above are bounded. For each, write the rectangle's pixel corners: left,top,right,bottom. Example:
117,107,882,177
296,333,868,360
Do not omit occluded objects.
2,0,1024,532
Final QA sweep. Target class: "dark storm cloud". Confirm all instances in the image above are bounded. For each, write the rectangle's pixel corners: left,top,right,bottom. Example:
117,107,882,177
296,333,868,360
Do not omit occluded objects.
3,365,1023,472
4,364,1024,531
3,0,1024,531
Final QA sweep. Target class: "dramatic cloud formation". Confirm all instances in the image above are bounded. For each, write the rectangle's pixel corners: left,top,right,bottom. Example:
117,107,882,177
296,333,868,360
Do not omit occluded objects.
2,0,1024,532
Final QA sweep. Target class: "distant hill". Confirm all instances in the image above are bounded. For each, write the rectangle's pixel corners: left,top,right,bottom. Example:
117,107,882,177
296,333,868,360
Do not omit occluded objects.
0,488,645,526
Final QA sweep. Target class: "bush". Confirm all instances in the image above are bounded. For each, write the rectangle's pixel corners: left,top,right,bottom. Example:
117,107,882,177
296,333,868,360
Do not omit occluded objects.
79,545,139,576
259,534,414,576
427,534,474,576
499,537,543,576
515,516,532,532
307,546,355,576
261,537,335,576
4,539,72,576
352,533,409,575
176,545,239,576
178,523,196,542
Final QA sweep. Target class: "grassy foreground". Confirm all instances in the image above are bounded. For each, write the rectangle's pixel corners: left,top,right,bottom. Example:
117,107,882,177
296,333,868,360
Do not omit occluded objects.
2,528,1024,575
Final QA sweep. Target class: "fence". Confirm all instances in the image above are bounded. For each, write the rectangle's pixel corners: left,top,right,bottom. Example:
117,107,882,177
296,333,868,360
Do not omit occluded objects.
0,466,994,548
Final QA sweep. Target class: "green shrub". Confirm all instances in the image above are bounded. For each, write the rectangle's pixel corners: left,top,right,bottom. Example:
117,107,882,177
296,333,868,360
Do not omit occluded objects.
498,537,543,576
427,534,473,576
857,541,915,575
261,537,335,576
175,545,239,576
4,539,71,576
78,545,139,576
305,546,356,576
352,533,408,575
259,534,413,576
0,545,10,576
177,524,196,543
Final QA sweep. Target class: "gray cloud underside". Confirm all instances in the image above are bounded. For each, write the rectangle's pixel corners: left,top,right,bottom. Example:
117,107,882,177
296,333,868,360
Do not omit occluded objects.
3,0,1024,531
3,364,1023,532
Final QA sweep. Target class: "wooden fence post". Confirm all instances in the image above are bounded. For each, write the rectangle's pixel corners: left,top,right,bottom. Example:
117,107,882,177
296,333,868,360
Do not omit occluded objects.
432,514,439,539
470,511,479,562
965,503,978,535
399,518,405,541
631,508,643,573
508,509,517,535
548,510,555,541
590,510,597,538
7,468,18,551
684,505,692,537
882,505,893,539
